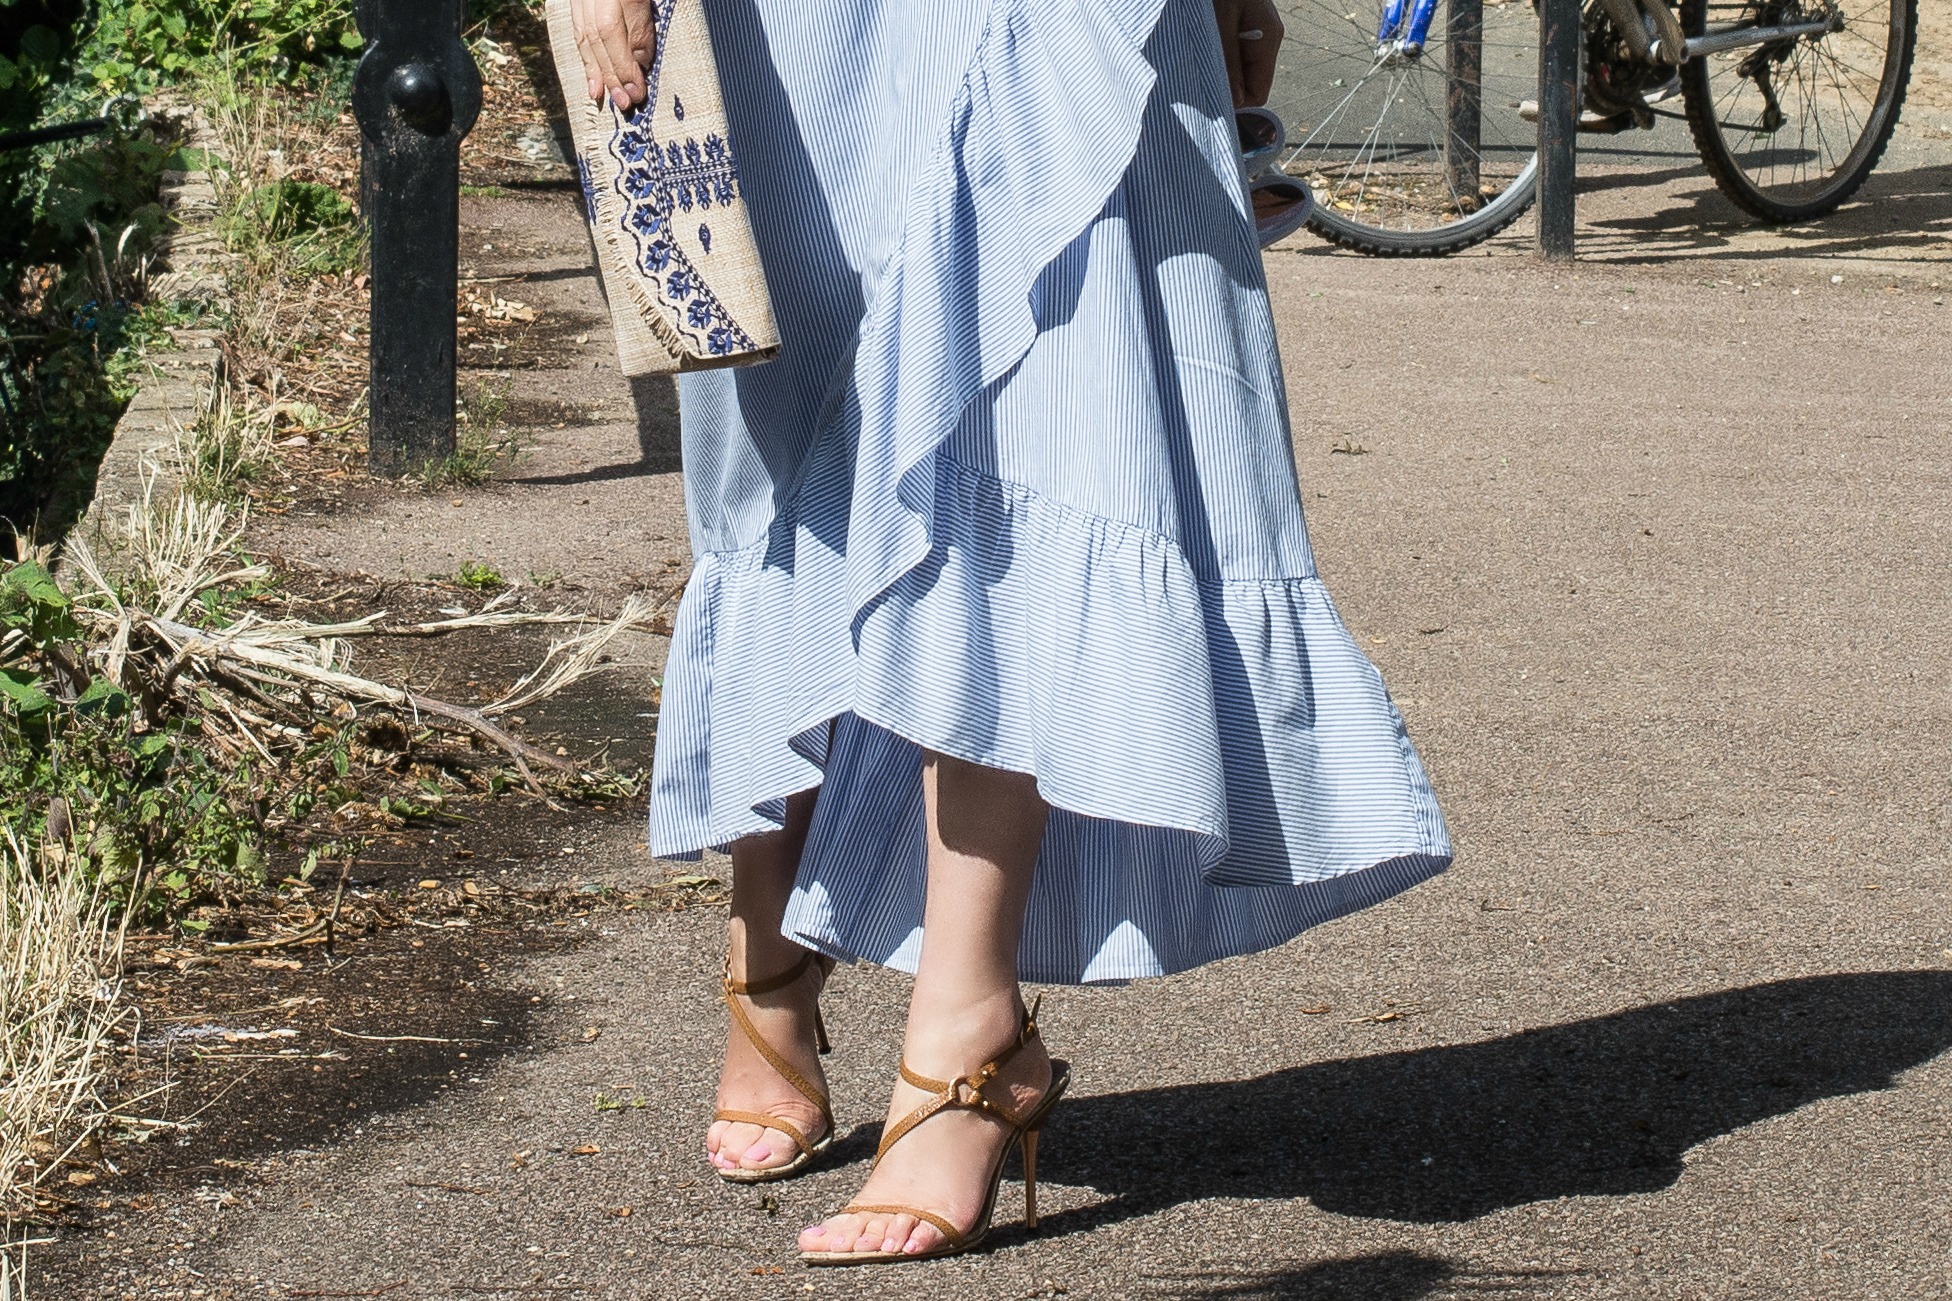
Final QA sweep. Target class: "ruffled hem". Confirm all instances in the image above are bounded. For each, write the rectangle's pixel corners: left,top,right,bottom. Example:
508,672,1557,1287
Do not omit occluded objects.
651,455,1448,867
648,457,1453,981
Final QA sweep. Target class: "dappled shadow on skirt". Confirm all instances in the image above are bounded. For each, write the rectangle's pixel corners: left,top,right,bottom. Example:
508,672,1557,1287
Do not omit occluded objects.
1040,971,1952,1229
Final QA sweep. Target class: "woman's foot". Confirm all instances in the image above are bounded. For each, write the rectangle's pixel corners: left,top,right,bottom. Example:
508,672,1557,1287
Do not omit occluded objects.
797,993,1054,1257
707,950,831,1178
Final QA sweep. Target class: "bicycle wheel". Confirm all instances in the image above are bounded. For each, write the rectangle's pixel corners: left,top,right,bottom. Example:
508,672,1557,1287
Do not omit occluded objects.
1266,0,1542,255
1680,0,1916,222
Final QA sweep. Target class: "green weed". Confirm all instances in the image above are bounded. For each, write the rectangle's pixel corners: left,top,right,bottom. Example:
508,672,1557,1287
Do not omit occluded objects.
418,383,522,488
454,561,505,591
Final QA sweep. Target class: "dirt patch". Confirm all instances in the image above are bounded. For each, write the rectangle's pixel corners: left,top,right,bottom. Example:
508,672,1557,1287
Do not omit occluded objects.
1912,0,1952,114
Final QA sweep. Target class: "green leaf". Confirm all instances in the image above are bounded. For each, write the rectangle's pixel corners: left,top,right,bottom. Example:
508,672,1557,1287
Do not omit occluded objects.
2,560,69,611
75,678,132,718
17,25,62,66
0,669,53,715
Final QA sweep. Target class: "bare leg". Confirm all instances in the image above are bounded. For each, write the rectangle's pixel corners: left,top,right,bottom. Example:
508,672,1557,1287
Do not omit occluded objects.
707,788,830,1175
798,753,1055,1257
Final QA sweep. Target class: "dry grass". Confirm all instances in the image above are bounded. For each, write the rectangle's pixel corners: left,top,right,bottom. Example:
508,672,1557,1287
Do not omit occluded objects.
0,831,130,1230
194,57,371,430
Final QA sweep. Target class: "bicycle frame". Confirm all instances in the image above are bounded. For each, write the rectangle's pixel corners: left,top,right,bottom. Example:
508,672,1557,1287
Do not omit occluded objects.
1601,0,1843,66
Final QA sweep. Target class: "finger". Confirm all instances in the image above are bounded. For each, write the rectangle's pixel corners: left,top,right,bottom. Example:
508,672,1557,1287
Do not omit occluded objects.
592,3,646,106
622,0,655,66
576,0,635,109
569,0,603,100
1216,3,1248,108
1240,28,1280,106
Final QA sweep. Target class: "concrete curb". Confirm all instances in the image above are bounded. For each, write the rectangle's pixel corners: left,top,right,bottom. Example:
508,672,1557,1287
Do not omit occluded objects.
71,104,234,548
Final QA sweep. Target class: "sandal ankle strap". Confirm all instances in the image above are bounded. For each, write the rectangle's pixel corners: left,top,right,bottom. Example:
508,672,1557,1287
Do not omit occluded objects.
874,996,1043,1164
723,949,822,998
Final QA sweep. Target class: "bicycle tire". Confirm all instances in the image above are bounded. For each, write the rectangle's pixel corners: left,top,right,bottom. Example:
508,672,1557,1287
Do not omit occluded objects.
1306,156,1538,254
1680,0,1916,223
1267,0,1544,257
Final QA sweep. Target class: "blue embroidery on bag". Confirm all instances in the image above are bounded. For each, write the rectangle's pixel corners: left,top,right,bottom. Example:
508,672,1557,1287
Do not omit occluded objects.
598,0,756,358
576,157,598,226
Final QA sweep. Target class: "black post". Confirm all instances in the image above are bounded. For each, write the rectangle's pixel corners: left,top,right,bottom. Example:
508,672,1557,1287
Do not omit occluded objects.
1535,0,1579,260
1445,0,1483,211
351,0,482,476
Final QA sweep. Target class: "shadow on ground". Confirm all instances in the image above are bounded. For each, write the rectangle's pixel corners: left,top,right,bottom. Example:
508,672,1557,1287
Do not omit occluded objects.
1041,971,1952,1231
1576,161,1952,265
1138,1251,1570,1299
508,373,684,485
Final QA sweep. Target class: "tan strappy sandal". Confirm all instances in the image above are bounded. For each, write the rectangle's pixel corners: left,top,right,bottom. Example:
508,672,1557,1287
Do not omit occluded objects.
713,950,835,1184
801,997,1069,1265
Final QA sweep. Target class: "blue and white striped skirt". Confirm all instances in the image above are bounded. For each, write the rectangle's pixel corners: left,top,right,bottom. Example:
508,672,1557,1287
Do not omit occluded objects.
646,0,1453,983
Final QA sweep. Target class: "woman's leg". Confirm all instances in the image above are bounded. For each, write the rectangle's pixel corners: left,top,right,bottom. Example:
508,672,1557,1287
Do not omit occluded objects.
799,753,1055,1256
707,788,831,1174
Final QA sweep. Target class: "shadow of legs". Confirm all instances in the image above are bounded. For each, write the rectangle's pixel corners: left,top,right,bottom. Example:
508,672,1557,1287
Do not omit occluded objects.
1039,971,1952,1230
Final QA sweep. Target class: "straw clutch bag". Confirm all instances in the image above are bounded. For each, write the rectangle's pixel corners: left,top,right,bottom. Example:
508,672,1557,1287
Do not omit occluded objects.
544,0,779,375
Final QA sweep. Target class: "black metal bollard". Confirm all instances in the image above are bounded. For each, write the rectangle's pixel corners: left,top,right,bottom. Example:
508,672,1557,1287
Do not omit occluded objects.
351,0,482,477
1535,0,1580,259
1444,0,1483,210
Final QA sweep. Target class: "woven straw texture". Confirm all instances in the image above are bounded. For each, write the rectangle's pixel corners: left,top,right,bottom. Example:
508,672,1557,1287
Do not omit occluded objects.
546,0,779,375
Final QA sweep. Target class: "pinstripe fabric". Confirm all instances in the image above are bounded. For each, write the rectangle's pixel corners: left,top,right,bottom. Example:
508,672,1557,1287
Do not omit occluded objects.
650,0,1453,983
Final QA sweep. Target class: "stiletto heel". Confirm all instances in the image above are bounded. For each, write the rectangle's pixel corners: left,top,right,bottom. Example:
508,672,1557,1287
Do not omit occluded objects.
713,951,836,1184
1021,1127,1040,1230
802,997,1068,1265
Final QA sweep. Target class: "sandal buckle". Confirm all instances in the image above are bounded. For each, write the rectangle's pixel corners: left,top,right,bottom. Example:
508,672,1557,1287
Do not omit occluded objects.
952,1063,999,1110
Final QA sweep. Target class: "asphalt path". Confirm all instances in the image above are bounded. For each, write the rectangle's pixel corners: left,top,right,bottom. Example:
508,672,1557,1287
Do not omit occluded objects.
55,123,1952,1301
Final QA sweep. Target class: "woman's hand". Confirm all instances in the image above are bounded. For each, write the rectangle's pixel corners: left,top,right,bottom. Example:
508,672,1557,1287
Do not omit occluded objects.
1212,0,1284,107
570,0,656,109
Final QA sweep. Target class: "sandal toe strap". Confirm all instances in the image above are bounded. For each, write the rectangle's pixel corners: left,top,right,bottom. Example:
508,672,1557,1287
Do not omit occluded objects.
839,1204,964,1249
713,1108,819,1157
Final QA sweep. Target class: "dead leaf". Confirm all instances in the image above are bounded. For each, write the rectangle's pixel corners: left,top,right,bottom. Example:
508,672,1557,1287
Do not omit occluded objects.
569,1144,600,1157
581,1026,602,1043
1299,1004,1330,1015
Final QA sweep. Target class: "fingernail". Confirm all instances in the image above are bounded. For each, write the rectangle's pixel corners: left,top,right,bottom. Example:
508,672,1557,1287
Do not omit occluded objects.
611,88,631,109
587,77,601,100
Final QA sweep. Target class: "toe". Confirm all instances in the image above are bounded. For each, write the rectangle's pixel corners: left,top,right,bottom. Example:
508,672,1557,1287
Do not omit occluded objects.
737,1127,796,1171
715,1121,765,1168
904,1217,945,1256
882,1212,917,1254
854,1213,890,1254
825,1213,874,1254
